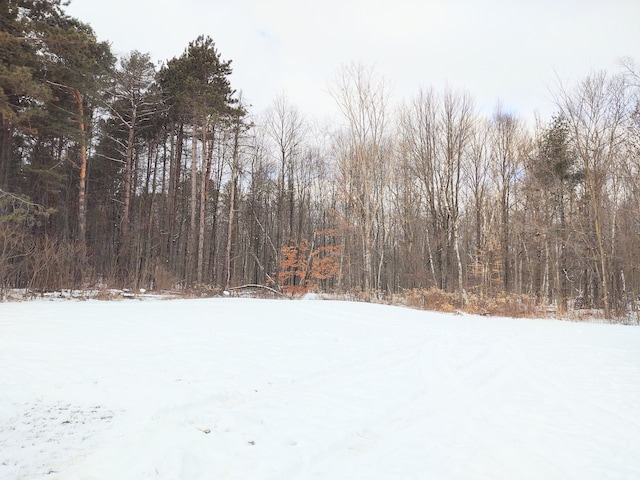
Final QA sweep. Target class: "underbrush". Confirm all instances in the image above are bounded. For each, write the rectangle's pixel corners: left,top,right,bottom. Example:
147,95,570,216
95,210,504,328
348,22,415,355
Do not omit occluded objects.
393,288,544,318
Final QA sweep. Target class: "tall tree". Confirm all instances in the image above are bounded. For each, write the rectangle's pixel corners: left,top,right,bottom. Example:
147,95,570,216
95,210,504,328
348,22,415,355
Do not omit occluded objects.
331,63,392,293
400,86,475,294
0,0,56,189
555,71,629,318
529,114,581,311
263,94,306,284
42,12,113,246
490,105,521,293
159,35,239,286
104,51,158,266
464,118,492,294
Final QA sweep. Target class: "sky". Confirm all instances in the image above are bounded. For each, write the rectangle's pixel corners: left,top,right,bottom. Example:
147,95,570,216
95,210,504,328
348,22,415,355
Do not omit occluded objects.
64,0,640,123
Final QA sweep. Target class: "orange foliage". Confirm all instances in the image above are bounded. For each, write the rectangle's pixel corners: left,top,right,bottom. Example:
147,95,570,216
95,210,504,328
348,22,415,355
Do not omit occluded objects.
279,235,341,296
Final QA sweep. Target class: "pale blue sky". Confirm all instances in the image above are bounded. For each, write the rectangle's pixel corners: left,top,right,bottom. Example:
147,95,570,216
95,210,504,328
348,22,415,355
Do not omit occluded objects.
65,0,640,122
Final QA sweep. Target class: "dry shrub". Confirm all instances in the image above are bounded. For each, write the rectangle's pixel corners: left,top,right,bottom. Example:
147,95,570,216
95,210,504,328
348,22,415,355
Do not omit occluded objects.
401,288,459,314
394,288,544,318
150,265,181,292
27,237,90,292
282,284,309,298
464,293,542,318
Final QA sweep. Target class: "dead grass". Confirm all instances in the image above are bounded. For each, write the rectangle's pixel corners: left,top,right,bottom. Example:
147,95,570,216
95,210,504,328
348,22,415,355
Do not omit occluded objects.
390,288,545,318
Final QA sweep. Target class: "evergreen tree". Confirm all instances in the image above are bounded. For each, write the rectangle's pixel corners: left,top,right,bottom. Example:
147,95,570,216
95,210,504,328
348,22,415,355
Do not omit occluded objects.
158,35,243,286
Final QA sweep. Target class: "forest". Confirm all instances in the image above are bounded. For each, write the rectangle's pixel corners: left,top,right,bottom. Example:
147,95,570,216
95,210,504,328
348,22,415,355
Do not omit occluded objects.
1,0,639,319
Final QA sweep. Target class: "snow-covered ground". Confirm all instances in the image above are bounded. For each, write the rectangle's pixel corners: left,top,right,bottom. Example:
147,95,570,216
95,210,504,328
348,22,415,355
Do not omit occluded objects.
1,298,639,479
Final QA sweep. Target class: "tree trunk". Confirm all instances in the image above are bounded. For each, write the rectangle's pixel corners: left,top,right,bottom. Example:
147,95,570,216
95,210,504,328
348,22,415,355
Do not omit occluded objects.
187,119,198,286
197,121,214,285
225,128,240,290
74,89,87,247
121,104,137,250
593,199,611,318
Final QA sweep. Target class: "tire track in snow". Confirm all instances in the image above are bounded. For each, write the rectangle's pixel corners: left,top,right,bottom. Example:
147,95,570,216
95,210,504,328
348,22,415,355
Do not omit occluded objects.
265,337,436,479
425,328,575,479
509,344,640,479
418,323,640,480
100,323,436,479
266,325,527,479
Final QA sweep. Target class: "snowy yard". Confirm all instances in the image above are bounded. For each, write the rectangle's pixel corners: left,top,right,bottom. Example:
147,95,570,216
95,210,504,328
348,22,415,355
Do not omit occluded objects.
1,297,639,479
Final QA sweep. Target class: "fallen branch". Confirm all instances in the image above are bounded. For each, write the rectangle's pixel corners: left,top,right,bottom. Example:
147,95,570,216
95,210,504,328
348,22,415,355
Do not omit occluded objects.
227,284,287,298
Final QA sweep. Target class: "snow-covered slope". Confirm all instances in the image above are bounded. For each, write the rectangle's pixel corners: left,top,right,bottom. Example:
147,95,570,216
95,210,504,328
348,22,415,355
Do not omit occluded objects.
1,298,639,479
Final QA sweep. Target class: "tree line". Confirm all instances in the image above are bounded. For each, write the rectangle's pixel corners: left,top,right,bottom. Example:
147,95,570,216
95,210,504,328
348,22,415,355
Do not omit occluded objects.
2,1,639,318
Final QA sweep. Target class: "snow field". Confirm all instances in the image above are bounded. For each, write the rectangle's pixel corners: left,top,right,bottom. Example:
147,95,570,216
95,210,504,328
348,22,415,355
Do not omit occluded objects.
0,298,639,479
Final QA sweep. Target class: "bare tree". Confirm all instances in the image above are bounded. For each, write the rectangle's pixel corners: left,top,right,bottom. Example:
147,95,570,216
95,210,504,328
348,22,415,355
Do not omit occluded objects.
618,59,640,312
330,63,392,292
489,104,522,293
196,116,214,285
399,86,475,295
440,87,475,298
264,94,307,243
464,117,492,294
554,71,629,318
224,115,250,289
398,88,439,287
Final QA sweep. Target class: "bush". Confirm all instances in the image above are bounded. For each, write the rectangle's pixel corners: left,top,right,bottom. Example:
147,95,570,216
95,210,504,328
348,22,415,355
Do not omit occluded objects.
393,288,544,317
401,288,459,313
463,293,541,318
